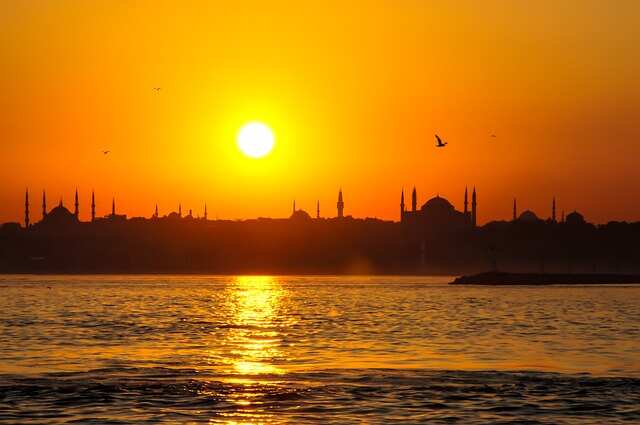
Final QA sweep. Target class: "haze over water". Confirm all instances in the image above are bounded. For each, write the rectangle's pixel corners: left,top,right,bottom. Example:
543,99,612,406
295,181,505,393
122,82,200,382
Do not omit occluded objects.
1,275,639,423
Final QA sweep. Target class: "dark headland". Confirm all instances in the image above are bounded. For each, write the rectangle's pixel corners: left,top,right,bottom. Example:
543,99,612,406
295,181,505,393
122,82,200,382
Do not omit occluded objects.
451,271,640,285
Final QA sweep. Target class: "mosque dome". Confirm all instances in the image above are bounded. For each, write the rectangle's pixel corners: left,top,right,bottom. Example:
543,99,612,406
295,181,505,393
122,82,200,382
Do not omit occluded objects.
48,205,73,218
565,210,585,225
421,195,455,212
517,210,540,223
290,209,311,220
42,203,77,226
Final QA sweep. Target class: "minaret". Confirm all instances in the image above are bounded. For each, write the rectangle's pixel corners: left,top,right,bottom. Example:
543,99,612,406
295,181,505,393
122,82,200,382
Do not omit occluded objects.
512,198,517,221
292,200,296,215
154,204,159,218
400,189,405,222
204,204,207,220
552,197,556,222
112,198,116,216
74,189,79,219
91,191,96,222
189,209,192,217
337,189,344,218
464,186,468,217
316,200,320,219
178,204,182,218
411,187,417,212
24,189,30,228
42,190,47,219
471,187,477,227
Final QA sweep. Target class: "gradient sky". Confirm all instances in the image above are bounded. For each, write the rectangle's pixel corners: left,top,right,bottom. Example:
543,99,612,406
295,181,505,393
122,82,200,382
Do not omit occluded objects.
1,1,639,224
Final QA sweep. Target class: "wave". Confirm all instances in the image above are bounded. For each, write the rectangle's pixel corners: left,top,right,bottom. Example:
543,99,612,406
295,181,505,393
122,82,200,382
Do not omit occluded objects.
1,368,639,424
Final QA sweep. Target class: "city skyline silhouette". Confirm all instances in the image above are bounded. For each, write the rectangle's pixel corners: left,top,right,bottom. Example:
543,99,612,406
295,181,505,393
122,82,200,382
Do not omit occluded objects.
2,2,639,225
4,184,639,275
8,183,632,226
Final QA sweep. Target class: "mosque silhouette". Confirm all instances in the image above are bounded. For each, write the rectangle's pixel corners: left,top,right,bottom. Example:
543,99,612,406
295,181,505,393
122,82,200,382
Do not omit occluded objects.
1,186,635,274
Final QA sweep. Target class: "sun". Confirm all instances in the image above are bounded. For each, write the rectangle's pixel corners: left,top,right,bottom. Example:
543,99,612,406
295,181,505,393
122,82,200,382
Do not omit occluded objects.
237,122,275,158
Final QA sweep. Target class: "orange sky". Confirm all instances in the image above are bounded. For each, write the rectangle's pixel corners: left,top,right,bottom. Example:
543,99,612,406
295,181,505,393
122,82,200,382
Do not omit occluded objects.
1,1,639,224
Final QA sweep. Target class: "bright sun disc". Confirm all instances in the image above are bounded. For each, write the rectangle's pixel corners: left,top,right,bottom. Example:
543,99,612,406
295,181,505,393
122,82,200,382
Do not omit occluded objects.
237,122,275,158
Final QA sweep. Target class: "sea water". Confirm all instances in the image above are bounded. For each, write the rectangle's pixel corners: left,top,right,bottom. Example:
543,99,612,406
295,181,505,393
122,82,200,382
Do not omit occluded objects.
0,275,639,423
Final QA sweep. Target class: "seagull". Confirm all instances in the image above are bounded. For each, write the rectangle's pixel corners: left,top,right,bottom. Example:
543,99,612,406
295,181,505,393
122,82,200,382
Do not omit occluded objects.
491,134,497,138
435,134,447,148
103,150,110,155
153,87,161,93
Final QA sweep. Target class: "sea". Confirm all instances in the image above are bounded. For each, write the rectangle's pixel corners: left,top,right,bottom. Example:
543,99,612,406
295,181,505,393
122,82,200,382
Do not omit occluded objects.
0,275,639,424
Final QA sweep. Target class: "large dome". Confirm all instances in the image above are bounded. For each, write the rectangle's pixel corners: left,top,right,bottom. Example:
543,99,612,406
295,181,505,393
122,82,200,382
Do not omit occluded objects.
517,210,540,223
566,211,585,225
290,209,311,220
41,204,78,226
421,195,455,212
47,205,74,219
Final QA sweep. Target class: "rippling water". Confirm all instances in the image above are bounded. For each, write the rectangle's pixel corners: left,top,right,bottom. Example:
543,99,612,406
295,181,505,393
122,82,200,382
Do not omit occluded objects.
1,275,639,423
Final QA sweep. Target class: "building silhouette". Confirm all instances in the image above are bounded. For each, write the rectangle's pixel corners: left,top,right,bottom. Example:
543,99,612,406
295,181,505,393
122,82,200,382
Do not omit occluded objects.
24,189,31,229
74,189,79,219
91,191,96,222
3,186,639,274
471,187,477,227
401,186,476,229
42,191,47,220
411,187,417,212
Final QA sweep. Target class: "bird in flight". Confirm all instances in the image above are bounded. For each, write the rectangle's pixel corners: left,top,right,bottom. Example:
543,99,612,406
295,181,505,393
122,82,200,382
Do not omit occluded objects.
435,134,447,148
153,87,161,93
103,150,110,155
491,134,497,138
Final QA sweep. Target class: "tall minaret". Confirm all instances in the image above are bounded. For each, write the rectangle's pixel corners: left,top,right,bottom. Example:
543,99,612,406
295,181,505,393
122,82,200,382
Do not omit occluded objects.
411,187,417,212
292,200,296,215
337,189,344,218
464,186,469,217
24,189,30,228
91,191,96,222
178,204,182,218
154,204,159,218
74,189,79,219
513,198,517,221
112,198,116,216
42,190,47,219
204,204,207,220
471,187,477,227
552,197,556,222
316,200,320,219
400,189,405,222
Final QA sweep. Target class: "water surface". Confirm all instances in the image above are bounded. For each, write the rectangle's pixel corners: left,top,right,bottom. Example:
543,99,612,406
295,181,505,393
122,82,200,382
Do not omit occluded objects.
1,275,639,423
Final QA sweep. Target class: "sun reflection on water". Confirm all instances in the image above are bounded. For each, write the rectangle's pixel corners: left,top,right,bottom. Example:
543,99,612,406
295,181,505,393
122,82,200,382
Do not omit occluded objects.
225,276,287,376
212,276,293,423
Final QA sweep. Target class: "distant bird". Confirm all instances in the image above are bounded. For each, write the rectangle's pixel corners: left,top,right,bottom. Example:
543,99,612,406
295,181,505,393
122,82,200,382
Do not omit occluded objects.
102,150,110,155
435,134,447,148
153,87,161,93
490,134,497,138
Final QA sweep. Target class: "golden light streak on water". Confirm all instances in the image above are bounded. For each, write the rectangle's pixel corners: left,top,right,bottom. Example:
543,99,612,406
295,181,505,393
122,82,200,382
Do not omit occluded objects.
224,276,287,376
